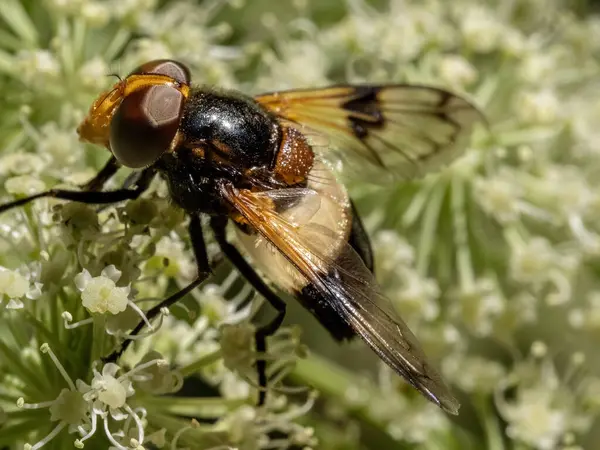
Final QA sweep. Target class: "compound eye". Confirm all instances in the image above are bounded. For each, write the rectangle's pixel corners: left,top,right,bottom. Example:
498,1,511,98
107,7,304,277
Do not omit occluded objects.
129,59,191,85
109,84,185,168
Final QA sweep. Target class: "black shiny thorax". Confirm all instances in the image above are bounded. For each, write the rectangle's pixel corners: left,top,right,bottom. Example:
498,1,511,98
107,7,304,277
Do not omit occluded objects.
156,87,283,215
179,87,281,168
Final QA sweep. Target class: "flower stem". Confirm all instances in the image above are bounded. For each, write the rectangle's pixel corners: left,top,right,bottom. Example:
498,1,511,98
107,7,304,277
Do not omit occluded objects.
140,395,245,418
179,349,222,377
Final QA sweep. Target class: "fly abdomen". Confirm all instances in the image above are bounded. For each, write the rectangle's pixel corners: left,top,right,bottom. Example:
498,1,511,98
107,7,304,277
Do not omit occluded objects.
297,273,356,341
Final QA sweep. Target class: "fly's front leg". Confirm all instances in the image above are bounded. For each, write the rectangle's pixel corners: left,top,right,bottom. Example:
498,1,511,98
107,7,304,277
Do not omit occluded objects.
80,156,121,192
0,167,156,215
210,215,287,406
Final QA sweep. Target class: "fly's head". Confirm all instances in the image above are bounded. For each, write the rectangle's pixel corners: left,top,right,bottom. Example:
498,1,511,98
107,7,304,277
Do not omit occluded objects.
77,59,191,169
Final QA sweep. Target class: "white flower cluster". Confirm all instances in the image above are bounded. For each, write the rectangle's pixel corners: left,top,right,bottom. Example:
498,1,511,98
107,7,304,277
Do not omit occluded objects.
18,344,167,450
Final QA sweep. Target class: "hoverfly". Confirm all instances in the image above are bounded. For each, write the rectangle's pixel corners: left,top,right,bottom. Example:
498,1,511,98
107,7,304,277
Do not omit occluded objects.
0,59,483,414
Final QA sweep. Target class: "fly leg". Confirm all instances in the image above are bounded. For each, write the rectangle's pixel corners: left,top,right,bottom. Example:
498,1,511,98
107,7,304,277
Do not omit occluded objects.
210,215,287,406
104,213,211,362
0,167,156,215
80,156,121,191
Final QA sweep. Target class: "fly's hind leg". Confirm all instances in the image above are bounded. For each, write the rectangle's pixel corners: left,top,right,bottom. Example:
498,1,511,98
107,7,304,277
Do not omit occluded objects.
210,215,286,406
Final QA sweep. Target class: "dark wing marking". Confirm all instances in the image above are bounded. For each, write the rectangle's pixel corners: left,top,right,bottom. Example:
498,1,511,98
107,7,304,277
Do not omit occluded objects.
255,84,483,182
223,184,460,414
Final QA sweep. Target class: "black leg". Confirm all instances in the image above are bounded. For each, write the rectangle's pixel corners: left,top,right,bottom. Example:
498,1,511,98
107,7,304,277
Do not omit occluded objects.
210,216,287,406
120,170,144,190
0,167,156,215
80,156,121,192
104,214,211,363
95,167,156,213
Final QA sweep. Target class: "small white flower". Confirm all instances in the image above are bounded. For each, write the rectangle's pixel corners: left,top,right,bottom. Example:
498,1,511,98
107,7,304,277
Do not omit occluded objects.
113,0,158,22
0,265,43,309
391,268,440,324
452,277,505,336
127,39,173,67
81,2,111,27
511,237,553,283
496,351,594,450
78,57,111,89
519,53,558,84
473,172,523,224
153,234,196,279
89,363,134,410
517,90,561,124
0,152,47,176
219,371,251,400
16,50,60,85
4,175,46,196
219,323,256,374
373,231,415,273
36,122,84,168
75,266,130,314
0,267,29,298
568,292,600,331
438,55,478,87
443,354,506,394
459,6,505,53
19,344,165,449
503,387,568,450
135,351,183,395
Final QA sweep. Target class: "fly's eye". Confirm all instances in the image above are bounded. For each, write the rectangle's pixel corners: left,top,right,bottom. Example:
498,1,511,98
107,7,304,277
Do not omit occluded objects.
130,59,191,85
109,84,185,168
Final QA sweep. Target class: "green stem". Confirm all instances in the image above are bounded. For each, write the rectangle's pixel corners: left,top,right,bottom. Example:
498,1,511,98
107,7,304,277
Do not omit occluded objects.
416,179,447,276
475,395,505,450
451,175,475,292
290,354,378,426
290,353,356,399
0,0,38,47
179,349,222,377
402,177,436,228
144,411,219,448
141,395,245,418
104,28,131,61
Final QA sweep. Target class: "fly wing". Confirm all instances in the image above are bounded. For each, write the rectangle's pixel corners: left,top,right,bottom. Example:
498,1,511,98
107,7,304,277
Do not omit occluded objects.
255,84,483,183
222,184,460,414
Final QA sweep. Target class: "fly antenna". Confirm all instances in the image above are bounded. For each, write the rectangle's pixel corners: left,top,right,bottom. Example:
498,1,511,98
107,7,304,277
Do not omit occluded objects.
107,73,123,82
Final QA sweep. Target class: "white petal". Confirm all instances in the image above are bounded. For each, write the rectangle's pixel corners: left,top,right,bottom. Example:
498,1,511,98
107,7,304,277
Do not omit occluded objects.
109,407,128,421
102,363,120,378
6,298,24,309
92,400,106,416
101,265,122,283
26,283,43,299
74,269,92,292
121,380,135,397
76,379,91,393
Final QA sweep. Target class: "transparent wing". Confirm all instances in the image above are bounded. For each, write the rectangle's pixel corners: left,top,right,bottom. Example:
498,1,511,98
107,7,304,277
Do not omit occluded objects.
222,184,460,414
255,84,483,183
